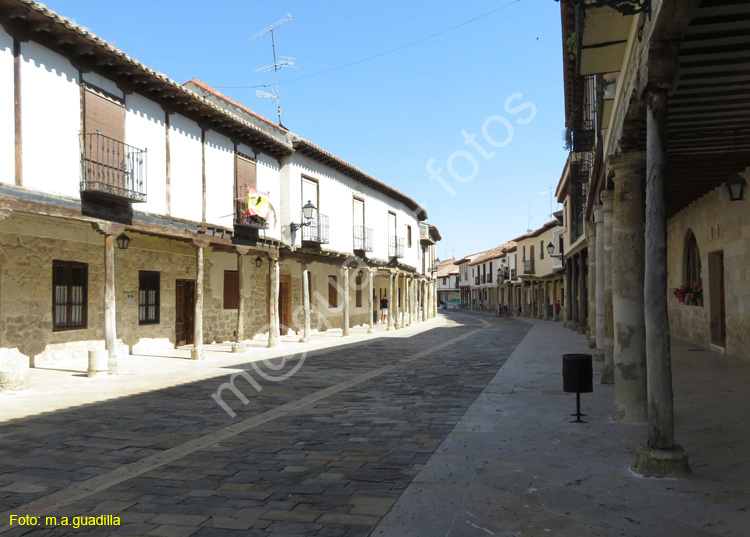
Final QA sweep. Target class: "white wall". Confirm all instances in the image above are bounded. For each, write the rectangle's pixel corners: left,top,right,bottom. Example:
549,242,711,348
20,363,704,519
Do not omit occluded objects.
20,41,80,199
287,153,421,264
125,92,166,215
168,113,202,222
204,130,234,228
255,151,281,241
0,27,14,185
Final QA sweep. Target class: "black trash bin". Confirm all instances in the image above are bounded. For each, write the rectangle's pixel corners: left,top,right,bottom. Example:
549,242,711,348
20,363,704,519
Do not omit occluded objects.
562,353,593,422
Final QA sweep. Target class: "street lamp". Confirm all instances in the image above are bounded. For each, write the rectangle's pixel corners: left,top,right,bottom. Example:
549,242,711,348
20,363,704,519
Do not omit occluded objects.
547,242,566,268
725,174,748,201
291,200,317,231
255,256,263,268
116,233,131,250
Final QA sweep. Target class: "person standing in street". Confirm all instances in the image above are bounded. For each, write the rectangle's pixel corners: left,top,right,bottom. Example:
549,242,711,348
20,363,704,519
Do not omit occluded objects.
380,296,389,324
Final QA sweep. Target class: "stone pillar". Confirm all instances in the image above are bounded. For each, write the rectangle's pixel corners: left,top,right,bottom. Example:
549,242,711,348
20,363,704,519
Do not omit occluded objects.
610,152,647,423
552,279,558,320
268,256,279,348
577,252,587,334
232,249,247,353
300,262,311,343
587,221,597,348
191,241,206,360
600,190,615,384
394,272,401,329
571,254,579,327
387,273,395,330
632,41,691,476
406,277,412,327
593,205,605,361
104,233,119,373
367,269,375,333
564,266,572,326
342,266,350,336
402,273,408,325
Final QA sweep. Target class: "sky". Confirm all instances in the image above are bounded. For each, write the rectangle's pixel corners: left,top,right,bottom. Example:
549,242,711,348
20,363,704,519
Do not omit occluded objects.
43,0,568,261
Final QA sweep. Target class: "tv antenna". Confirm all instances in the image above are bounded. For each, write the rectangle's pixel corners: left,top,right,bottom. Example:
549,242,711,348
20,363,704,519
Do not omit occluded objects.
525,203,533,233
250,14,294,126
539,184,556,219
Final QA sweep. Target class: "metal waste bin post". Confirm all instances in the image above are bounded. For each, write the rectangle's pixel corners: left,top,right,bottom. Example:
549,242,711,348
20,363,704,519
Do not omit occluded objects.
562,353,593,423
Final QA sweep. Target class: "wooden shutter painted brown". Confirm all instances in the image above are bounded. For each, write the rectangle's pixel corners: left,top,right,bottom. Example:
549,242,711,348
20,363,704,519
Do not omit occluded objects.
328,275,337,308
83,87,125,141
235,153,257,190
224,270,239,309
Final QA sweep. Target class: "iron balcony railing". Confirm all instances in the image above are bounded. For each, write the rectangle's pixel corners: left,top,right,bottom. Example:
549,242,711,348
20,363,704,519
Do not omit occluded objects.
353,225,373,252
81,132,147,202
234,182,270,229
302,214,329,244
523,259,535,274
388,236,404,258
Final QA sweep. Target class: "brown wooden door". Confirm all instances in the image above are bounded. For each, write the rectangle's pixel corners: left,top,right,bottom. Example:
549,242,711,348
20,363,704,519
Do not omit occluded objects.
175,279,195,347
279,275,292,335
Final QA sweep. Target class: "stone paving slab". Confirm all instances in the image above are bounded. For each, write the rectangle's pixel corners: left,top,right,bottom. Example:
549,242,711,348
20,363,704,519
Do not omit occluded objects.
0,312,531,536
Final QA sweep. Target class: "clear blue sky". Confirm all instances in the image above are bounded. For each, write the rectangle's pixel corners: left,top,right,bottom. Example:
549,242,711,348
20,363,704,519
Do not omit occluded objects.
45,0,568,260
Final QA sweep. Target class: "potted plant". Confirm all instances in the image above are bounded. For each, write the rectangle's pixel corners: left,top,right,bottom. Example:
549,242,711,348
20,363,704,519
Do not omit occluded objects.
673,282,703,306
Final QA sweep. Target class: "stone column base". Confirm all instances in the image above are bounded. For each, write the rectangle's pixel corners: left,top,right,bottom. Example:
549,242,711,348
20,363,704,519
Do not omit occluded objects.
267,339,279,349
191,348,206,360
588,337,596,349
594,350,604,362
577,325,587,334
600,364,614,384
299,337,310,343
231,342,246,353
367,327,375,334
631,445,691,478
0,368,30,392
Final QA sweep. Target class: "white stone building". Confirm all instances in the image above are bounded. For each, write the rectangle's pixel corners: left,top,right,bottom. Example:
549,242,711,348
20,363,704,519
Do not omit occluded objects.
0,1,439,390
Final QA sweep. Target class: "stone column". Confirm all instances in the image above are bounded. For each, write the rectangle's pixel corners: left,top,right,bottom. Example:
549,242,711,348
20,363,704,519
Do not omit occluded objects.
192,240,207,360
552,279,558,320
577,252,587,334
387,273,395,330
268,256,279,348
632,59,689,475
300,262,311,343
394,272,401,329
610,152,647,423
367,269,375,333
571,254,579,327
564,265,572,326
600,190,615,384
342,266,350,336
587,221,597,348
104,233,118,372
402,273,408,325
593,205,605,361
232,248,248,353
406,277,412,327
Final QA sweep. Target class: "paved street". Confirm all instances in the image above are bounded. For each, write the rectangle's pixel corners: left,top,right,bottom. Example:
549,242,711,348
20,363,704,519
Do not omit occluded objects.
0,312,531,536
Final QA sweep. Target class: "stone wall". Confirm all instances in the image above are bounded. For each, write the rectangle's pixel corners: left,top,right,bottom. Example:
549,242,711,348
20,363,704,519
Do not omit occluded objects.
667,181,750,359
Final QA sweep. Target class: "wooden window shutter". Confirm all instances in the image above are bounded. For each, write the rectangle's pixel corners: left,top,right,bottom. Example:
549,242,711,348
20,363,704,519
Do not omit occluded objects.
235,152,257,190
224,270,239,309
355,276,362,307
328,275,337,308
83,86,125,141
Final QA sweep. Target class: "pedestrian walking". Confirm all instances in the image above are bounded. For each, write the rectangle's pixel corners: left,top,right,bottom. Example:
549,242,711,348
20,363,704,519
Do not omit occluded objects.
380,297,389,324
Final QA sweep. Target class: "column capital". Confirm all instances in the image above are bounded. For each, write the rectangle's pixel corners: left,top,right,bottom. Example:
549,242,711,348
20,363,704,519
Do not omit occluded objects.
639,40,682,97
600,190,614,212
233,246,251,256
593,204,604,224
192,237,210,249
608,151,646,177
92,222,126,237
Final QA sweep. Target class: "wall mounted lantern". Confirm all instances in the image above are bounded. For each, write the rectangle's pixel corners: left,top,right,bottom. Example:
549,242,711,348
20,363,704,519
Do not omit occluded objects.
116,233,131,250
255,256,263,268
291,201,317,231
547,242,566,268
725,174,748,201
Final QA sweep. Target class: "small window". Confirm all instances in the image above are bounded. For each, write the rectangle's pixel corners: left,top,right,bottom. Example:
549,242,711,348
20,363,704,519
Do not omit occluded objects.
407,225,412,248
328,275,338,308
355,275,363,307
139,271,160,325
684,230,702,286
224,270,239,310
53,260,88,331
540,240,544,259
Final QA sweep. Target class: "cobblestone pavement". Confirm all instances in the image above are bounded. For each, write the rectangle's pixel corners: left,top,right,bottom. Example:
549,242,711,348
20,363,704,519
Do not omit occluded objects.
0,312,531,536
